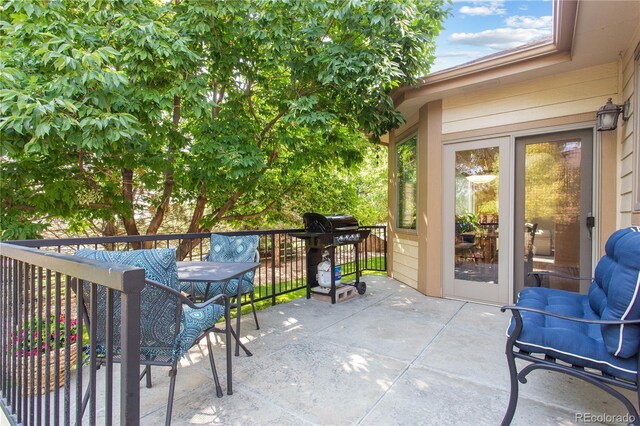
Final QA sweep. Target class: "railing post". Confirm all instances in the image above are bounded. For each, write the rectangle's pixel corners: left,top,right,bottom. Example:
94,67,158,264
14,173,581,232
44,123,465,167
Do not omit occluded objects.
383,226,388,271
119,269,145,425
271,233,277,306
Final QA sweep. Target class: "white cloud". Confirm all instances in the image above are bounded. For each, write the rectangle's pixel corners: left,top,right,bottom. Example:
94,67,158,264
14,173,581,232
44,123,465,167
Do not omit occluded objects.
505,15,552,29
458,1,506,16
449,28,550,50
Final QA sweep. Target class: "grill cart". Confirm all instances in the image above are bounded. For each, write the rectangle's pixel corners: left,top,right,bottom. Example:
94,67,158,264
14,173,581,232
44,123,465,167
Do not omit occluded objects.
291,213,370,304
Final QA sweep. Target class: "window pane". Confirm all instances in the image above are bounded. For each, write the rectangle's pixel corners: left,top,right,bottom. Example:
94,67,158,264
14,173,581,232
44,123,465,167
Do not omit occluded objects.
397,137,417,229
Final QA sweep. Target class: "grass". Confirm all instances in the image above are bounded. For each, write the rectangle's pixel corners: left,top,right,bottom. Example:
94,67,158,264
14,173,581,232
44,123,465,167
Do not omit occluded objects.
235,267,386,318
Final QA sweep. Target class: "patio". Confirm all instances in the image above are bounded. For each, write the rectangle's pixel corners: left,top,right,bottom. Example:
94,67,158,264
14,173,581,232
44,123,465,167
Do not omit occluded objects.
85,275,633,425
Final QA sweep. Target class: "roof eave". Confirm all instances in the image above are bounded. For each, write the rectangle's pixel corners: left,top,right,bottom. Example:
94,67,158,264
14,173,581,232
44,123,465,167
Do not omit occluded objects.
392,0,578,107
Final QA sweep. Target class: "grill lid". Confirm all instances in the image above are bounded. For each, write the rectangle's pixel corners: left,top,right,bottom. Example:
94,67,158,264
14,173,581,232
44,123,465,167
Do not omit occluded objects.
303,213,359,233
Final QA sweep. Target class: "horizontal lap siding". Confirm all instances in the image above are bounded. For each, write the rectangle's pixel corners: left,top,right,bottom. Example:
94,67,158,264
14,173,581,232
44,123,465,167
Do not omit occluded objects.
392,236,418,289
442,62,619,135
621,33,639,226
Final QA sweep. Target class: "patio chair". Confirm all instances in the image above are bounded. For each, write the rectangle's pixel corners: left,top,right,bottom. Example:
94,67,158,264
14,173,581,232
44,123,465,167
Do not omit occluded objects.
74,248,233,426
501,227,640,425
179,234,260,356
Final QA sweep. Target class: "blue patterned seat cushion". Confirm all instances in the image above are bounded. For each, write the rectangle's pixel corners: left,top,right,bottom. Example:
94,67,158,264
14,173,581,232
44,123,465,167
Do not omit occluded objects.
179,234,259,298
175,304,225,358
75,248,224,362
507,227,640,381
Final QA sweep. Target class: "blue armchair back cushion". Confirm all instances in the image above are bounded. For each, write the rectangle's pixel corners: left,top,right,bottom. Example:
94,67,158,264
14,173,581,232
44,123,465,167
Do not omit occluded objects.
589,227,640,358
74,248,180,360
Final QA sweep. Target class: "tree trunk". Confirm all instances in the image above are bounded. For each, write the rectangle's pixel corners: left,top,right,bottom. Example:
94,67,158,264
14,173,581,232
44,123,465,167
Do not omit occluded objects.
176,194,208,261
121,168,142,250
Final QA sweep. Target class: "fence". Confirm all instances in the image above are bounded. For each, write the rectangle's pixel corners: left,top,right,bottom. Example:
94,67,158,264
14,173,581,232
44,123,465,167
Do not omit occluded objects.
0,243,145,425
10,226,387,307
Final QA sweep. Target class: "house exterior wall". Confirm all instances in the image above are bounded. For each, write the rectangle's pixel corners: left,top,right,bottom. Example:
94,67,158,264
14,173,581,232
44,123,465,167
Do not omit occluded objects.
441,62,618,135
389,61,629,297
622,29,640,227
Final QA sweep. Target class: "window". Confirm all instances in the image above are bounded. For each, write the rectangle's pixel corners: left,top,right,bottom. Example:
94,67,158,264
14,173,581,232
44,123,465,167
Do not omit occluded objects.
396,136,417,230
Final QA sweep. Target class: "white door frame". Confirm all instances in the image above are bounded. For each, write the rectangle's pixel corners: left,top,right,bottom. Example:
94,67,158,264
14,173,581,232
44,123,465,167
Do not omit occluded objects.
442,136,512,305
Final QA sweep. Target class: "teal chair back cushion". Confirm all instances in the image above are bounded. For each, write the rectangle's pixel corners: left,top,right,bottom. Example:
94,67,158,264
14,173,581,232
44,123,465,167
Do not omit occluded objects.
75,248,180,362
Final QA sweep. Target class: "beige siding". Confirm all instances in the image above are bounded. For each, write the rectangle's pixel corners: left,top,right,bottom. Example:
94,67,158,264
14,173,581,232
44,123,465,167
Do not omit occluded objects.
620,32,639,226
392,236,418,289
442,63,619,135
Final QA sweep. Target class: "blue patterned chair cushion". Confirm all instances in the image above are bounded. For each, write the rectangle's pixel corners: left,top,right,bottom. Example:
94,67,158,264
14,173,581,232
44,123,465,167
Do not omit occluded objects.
175,304,225,357
507,227,640,380
75,248,223,362
179,234,259,298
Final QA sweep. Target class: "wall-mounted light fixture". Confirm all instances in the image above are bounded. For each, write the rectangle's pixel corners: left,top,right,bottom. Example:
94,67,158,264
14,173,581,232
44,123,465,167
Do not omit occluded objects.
596,98,630,131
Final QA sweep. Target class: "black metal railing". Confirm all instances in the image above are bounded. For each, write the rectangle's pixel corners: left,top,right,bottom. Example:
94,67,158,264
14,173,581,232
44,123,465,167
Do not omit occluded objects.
1,226,385,424
10,226,387,307
0,243,145,425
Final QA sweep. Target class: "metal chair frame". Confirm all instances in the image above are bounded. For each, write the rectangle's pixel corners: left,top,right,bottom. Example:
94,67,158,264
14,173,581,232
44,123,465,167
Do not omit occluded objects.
501,304,640,425
78,278,250,425
195,249,261,356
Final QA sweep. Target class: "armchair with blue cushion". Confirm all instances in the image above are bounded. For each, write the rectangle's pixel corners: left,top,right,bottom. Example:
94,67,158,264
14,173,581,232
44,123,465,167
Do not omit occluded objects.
180,234,260,356
501,227,640,425
74,248,234,426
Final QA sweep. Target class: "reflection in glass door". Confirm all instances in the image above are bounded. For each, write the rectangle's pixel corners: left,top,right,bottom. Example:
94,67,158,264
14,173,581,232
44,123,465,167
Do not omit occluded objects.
443,137,510,305
515,129,593,294
454,147,500,283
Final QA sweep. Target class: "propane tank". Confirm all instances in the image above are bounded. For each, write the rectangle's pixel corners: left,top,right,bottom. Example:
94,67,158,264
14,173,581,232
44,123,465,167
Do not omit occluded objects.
317,251,341,288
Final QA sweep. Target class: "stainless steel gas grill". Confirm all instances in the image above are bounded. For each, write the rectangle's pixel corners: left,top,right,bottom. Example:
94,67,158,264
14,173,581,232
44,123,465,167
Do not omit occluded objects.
291,213,370,304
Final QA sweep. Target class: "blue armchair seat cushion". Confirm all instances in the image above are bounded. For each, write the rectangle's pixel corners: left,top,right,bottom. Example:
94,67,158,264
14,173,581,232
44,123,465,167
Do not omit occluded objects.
176,304,225,357
180,278,254,299
507,287,638,381
507,227,640,381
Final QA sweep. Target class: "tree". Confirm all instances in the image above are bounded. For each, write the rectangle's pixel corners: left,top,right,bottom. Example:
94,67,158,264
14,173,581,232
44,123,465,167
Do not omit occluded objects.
0,0,447,256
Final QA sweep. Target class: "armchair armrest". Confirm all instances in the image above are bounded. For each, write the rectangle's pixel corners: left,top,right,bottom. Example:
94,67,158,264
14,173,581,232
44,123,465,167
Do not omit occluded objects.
501,305,640,325
145,278,228,310
527,271,593,287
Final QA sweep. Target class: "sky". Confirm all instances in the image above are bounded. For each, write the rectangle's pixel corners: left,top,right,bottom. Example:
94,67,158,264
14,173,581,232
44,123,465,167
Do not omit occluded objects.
431,0,554,73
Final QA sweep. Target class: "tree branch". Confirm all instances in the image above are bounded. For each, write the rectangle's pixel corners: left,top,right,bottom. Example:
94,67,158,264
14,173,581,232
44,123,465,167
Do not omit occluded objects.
176,194,208,261
220,172,304,221
145,166,173,235
221,199,278,221
258,109,287,148
246,81,258,122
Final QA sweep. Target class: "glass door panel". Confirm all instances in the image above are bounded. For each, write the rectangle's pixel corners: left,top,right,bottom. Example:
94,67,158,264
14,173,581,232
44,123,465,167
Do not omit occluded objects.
515,129,593,294
443,137,510,305
454,147,500,283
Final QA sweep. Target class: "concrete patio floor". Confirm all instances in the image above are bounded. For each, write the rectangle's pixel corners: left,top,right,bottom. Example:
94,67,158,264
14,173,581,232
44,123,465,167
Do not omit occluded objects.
95,276,636,425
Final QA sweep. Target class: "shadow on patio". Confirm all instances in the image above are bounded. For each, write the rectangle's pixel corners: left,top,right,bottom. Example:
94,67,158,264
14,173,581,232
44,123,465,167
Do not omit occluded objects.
76,275,634,425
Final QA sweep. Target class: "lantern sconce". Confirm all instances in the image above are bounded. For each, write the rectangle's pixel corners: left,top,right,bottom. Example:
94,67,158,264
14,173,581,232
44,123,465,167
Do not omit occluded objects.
596,98,631,131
